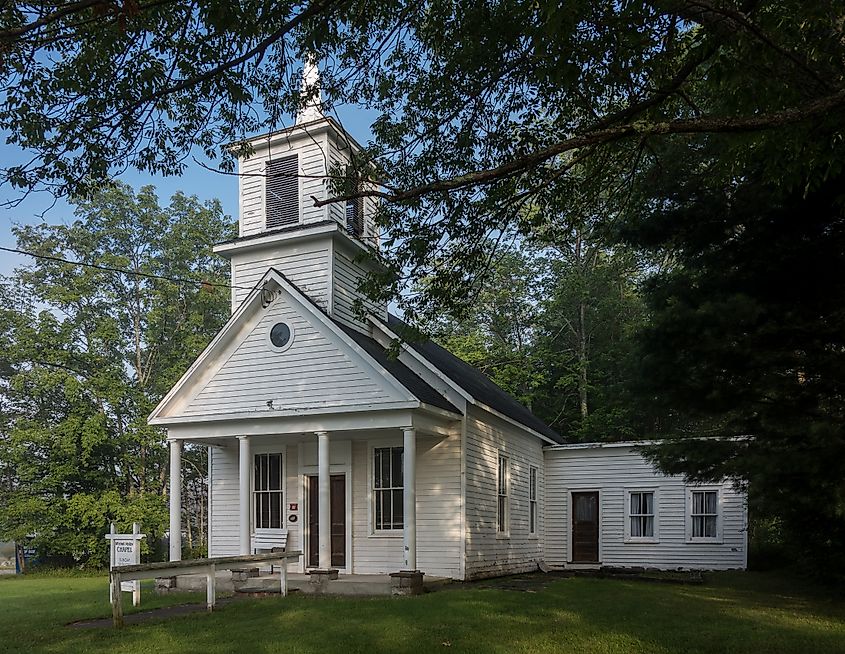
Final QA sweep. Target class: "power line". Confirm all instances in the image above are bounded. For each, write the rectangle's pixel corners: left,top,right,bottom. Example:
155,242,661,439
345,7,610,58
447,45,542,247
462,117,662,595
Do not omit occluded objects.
0,245,256,292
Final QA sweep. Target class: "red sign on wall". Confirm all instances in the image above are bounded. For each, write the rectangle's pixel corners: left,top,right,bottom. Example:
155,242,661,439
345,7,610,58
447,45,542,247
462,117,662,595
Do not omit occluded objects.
289,503,298,512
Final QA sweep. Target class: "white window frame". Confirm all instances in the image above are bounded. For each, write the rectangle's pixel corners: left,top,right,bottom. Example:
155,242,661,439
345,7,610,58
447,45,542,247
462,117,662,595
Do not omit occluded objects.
528,465,538,537
253,452,285,531
371,444,404,534
624,489,659,543
497,453,510,537
686,487,723,543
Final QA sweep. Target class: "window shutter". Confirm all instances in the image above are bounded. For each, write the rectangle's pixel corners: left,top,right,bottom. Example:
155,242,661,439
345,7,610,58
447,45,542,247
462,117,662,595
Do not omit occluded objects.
265,155,299,229
345,195,364,238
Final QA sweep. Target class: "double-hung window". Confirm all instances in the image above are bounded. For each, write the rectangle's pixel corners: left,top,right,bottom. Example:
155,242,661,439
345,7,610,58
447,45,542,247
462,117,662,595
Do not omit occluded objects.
254,453,283,529
627,491,656,540
373,446,403,531
497,454,509,535
689,489,720,540
529,466,538,536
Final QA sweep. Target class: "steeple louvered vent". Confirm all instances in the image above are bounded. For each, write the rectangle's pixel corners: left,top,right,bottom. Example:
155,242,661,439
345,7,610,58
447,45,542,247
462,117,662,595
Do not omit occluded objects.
265,155,299,229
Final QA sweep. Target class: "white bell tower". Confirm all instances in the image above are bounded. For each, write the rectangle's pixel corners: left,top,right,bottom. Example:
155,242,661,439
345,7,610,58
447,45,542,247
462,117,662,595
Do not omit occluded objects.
212,57,385,333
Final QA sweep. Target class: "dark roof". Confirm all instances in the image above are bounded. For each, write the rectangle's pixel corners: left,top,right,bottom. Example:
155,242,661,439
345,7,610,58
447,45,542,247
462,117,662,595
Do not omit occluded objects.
384,314,563,443
336,322,460,415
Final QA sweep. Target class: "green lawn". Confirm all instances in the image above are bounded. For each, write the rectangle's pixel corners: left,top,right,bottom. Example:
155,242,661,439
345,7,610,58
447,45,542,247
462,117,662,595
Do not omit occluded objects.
1,571,844,654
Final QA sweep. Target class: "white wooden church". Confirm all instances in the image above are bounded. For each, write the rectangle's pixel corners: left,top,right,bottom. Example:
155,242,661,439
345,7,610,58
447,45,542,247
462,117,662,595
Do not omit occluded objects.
149,64,747,582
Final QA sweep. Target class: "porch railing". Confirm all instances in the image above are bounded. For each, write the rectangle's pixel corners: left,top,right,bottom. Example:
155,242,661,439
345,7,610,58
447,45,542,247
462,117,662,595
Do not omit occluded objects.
109,550,302,628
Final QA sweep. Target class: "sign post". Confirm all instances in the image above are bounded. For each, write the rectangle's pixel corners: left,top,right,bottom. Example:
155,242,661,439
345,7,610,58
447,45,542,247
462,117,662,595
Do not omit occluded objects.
106,523,145,607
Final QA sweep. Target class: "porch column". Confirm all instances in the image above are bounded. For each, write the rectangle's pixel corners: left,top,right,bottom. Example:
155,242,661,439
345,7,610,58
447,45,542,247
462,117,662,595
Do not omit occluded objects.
316,431,331,569
168,438,182,562
403,426,417,570
237,435,251,555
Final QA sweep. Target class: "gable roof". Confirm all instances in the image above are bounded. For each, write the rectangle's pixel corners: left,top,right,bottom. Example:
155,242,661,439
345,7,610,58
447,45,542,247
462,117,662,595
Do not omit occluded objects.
337,323,459,414
384,314,563,444
149,268,459,424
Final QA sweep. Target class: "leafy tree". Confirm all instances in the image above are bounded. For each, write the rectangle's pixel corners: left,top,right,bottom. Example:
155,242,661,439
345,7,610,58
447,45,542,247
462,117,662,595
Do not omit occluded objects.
2,1,843,321
426,238,649,440
0,182,234,567
424,246,544,409
532,231,648,441
630,170,845,576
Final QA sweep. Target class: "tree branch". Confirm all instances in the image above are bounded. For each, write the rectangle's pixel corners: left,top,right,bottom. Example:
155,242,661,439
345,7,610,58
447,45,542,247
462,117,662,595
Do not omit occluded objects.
315,88,845,207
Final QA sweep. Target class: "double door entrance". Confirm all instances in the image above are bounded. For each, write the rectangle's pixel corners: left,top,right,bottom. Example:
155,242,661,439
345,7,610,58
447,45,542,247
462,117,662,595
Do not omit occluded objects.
307,474,346,569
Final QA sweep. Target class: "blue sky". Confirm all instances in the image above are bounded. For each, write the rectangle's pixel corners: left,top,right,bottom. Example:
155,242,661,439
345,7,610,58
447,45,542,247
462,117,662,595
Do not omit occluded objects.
0,103,378,277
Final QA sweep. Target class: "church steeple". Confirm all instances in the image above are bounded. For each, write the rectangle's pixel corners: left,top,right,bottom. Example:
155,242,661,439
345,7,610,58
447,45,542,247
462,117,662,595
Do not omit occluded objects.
212,57,385,333
296,55,324,125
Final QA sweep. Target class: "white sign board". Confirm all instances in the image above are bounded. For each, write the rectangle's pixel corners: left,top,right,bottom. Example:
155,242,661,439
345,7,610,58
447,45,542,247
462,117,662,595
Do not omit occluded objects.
106,523,145,606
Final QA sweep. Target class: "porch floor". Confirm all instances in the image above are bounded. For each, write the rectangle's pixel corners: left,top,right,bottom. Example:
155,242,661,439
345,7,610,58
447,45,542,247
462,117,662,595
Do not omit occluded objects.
170,571,451,597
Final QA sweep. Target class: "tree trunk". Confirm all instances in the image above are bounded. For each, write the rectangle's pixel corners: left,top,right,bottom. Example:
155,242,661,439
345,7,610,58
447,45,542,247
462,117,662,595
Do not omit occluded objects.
578,299,589,419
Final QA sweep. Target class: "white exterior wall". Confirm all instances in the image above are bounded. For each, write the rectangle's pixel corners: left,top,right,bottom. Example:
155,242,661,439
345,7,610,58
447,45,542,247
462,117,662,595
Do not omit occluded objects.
351,434,462,578
208,432,463,578
181,293,401,417
230,241,330,310
464,406,545,579
239,132,329,238
332,245,386,332
208,443,239,557
544,445,747,570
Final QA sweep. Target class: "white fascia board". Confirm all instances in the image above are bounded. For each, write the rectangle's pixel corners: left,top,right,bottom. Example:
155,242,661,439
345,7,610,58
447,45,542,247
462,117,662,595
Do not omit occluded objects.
544,435,752,451
213,221,339,258
166,407,418,439
370,316,558,445
151,400,420,426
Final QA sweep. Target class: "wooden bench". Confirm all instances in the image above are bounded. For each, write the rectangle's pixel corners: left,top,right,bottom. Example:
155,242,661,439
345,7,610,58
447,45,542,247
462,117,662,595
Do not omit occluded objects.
251,530,288,573
109,551,301,628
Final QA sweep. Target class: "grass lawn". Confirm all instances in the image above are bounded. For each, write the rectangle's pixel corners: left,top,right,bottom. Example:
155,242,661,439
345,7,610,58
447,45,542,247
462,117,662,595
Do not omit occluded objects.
1,571,843,654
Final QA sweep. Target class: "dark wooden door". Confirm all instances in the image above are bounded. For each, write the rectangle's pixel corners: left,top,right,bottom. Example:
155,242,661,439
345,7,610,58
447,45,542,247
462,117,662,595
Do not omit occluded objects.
571,492,599,563
307,475,346,568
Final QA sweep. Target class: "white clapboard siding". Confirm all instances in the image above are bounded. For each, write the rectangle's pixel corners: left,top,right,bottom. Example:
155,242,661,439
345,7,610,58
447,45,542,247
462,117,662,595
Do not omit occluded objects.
464,407,546,579
351,434,463,578
332,247,386,332
230,242,329,309
209,444,239,557
239,134,328,238
544,445,747,570
181,291,401,417
209,442,303,571
327,133,349,227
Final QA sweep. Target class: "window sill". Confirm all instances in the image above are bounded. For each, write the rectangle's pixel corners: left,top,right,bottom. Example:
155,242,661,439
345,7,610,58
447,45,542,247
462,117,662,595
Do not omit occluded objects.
496,532,510,540
685,537,723,545
624,537,659,544
369,531,403,539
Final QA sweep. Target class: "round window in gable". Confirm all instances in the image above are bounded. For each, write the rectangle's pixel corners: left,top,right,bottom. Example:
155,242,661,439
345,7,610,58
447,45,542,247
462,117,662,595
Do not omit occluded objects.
268,321,293,351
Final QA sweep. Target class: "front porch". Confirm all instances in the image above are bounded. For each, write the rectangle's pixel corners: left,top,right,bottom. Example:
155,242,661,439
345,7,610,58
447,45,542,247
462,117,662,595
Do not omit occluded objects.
165,406,464,581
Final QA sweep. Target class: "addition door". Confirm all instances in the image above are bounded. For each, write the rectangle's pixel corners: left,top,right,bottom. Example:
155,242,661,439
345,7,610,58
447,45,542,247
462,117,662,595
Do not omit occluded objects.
307,474,346,569
571,491,599,563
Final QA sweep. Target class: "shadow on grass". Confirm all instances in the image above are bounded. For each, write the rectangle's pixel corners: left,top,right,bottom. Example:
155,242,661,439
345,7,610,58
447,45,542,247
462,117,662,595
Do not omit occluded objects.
2,572,844,654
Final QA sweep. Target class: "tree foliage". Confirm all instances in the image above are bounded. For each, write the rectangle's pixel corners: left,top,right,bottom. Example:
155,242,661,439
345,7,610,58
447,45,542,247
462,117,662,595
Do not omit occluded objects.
0,182,234,566
427,239,648,440
2,2,843,322
630,171,845,575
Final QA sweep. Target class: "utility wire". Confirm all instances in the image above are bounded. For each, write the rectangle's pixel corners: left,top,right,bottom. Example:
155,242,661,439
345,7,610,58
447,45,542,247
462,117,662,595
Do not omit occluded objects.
0,245,256,292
